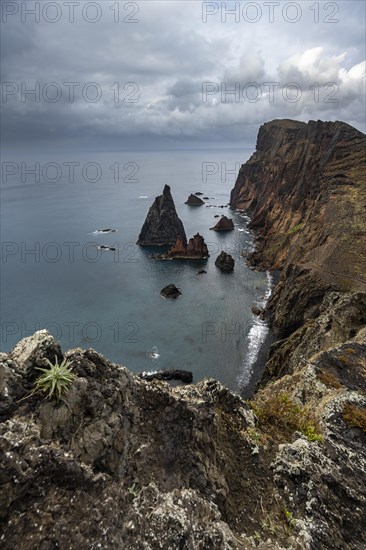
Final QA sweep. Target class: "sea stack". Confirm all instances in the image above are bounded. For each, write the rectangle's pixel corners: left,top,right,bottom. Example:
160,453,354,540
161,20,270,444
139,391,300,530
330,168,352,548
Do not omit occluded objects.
185,194,205,206
215,251,235,272
210,216,234,231
137,185,186,246
167,233,209,259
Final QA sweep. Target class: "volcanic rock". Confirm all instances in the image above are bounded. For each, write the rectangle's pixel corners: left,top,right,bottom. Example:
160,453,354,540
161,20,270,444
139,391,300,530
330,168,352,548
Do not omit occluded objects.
252,306,265,320
139,369,193,383
160,284,181,299
230,119,366,369
210,216,234,231
185,194,205,206
137,185,186,246
166,233,209,260
197,270,207,275
215,251,234,272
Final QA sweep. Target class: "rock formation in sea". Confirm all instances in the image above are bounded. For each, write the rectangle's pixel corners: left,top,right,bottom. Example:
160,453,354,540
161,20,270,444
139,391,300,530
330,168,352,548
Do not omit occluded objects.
137,185,186,246
215,251,235,272
185,194,205,206
210,216,234,231
160,283,181,299
166,233,209,259
1,120,366,550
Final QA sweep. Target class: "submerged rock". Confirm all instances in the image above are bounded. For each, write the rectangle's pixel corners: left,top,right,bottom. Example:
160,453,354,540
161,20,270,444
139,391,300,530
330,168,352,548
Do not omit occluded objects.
185,194,205,206
160,284,182,299
197,270,207,275
137,185,186,246
210,216,234,231
215,251,235,272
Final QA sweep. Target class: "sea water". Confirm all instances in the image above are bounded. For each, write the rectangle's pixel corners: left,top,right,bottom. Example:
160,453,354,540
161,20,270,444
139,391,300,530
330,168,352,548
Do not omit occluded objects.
1,150,273,392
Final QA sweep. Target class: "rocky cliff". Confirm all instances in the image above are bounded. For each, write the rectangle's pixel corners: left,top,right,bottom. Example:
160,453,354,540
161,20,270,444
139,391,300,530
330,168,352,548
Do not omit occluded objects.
231,119,366,380
137,185,187,246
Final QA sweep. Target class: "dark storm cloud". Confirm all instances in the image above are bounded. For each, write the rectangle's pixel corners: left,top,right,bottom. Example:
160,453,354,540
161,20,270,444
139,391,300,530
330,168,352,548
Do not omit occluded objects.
1,0,365,150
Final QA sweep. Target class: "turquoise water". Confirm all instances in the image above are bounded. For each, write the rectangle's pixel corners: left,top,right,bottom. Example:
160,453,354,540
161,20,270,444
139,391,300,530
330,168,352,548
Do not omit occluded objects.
1,150,271,391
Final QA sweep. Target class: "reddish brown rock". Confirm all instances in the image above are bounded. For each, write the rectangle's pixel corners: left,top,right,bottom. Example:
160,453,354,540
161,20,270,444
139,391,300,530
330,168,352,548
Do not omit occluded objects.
230,119,366,337
167,233,209,259
210,216,234,231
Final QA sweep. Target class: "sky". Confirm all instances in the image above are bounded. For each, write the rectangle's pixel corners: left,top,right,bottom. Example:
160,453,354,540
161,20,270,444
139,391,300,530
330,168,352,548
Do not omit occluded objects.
1,0,365,151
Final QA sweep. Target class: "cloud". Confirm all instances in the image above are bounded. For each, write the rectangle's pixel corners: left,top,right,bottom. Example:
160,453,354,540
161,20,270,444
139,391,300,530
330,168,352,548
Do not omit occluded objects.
1,1,365,150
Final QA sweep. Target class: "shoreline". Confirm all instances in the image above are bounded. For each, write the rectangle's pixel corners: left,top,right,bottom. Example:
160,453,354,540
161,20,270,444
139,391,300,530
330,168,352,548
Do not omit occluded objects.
237,269,280,398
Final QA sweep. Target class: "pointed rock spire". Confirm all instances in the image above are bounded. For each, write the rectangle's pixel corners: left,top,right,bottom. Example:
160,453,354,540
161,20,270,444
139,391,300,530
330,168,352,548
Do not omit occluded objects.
137,185,187,246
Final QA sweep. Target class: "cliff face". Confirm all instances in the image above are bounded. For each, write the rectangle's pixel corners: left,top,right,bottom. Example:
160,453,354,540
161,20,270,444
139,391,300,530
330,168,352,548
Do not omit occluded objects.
137,185,187,246
231,119,366,377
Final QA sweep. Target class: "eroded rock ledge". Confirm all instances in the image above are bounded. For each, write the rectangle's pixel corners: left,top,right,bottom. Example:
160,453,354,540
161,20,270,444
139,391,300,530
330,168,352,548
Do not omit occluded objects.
1,329,366,549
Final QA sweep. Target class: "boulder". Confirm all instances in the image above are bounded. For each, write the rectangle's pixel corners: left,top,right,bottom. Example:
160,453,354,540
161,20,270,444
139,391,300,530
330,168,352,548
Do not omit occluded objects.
185,194,205,206
210,216,234,231
137,185,186,246
252,306,266,320
215,252,235,272
160,284,182,299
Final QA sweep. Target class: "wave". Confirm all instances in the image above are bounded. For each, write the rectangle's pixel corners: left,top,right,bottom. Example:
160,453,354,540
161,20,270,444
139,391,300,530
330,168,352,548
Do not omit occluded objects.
237,271,273,388
146,346,160,360
92,229,118,235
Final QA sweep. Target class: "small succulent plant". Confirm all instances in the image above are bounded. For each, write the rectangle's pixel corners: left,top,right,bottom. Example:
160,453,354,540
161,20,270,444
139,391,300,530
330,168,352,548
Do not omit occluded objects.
34,356,76,400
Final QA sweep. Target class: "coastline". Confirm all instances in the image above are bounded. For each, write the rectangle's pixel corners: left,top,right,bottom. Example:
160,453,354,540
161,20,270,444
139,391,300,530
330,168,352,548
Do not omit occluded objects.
238,269,280,398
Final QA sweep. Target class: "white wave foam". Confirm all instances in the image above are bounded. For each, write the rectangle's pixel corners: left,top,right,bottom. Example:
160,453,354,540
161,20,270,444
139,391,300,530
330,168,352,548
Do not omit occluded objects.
139,195,148,199
92,229,118,235
147,346,160,360
237,271,274,388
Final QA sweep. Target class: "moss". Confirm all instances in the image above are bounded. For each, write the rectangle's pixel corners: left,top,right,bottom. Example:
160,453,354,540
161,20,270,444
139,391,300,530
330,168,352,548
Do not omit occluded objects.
343,403,366,432
287,223,304,235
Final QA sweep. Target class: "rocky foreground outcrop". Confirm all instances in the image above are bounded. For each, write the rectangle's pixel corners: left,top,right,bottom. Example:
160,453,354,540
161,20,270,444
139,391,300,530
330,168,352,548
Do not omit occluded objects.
137,185,186,246
1,330,366,549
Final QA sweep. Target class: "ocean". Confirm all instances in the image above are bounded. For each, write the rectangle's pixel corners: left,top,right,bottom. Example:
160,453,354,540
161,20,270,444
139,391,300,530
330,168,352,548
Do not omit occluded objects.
1,149,273,392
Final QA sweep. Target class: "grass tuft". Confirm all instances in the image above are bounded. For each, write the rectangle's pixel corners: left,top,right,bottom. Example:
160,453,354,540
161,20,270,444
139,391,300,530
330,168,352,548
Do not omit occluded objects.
250,391,323,443
343,403,366,432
